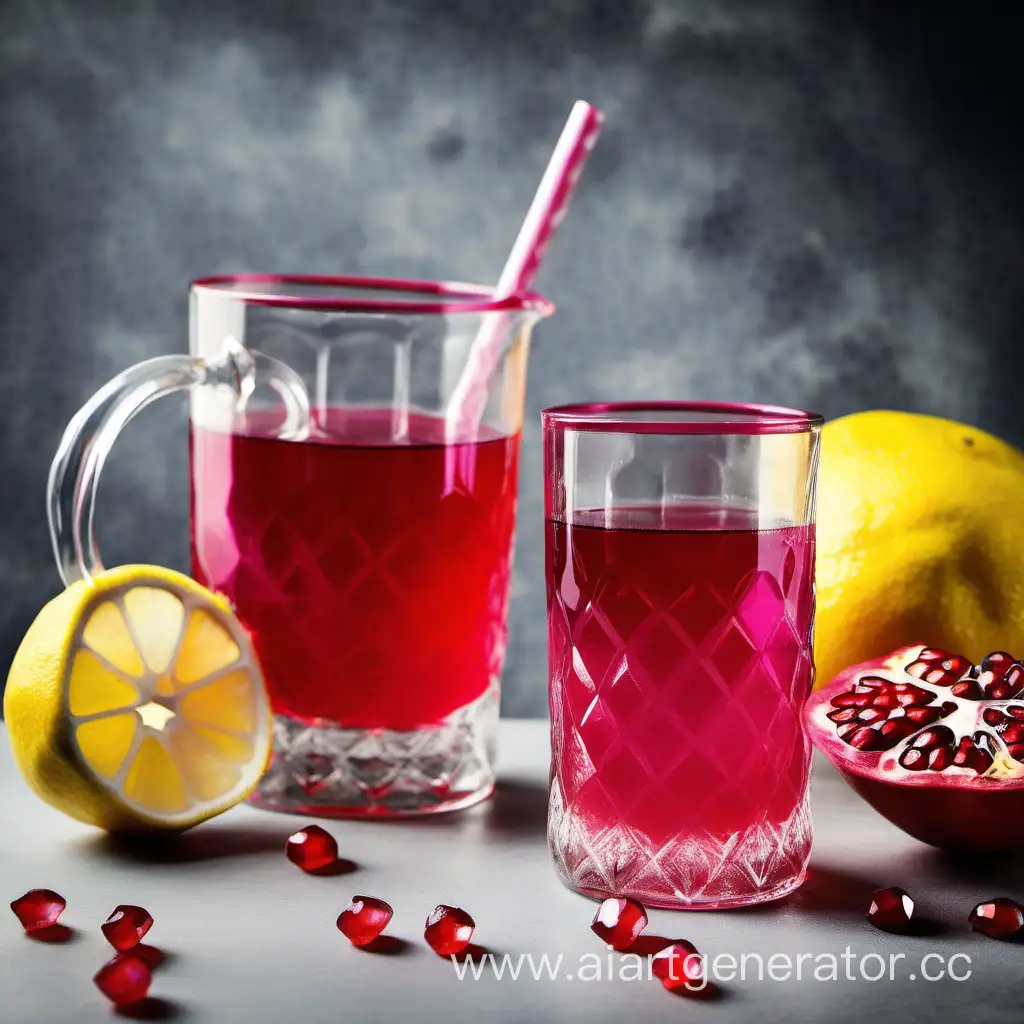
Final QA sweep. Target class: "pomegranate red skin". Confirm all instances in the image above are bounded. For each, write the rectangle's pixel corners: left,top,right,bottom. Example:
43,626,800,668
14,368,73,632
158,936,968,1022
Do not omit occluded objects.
832,766,1024,851
806,645,1024,852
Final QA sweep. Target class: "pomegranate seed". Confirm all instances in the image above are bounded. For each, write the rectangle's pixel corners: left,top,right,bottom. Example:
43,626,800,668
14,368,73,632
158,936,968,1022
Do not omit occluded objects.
424,905,475,956
979,652,1018,696
899,726,955,772
982,651,1015,671
832,693,864,708
951,679,984,699
113,944,164,970
10,889,66,933
867,887,915,932
907,649,971,687
969,898,1024,939
849,727,881,750
953,736,994,773
94,953,151,1006
986,681,1015,700
651,941,704,990
902,748,924,769
102,905,153,950
590,897,648,950
337,896,393,947
285,825,338,872
827,707,856,724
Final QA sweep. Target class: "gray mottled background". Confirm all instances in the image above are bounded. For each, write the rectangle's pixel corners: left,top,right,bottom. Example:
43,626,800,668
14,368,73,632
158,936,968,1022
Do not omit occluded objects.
2,0,1023,715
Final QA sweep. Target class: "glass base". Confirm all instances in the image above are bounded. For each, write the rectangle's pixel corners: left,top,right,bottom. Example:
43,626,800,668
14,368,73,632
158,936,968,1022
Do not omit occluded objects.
251,684,499,818
548,782,812,910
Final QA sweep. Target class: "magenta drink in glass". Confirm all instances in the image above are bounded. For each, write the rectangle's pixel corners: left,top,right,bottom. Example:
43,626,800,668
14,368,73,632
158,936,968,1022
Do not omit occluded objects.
544,402,822,908
48,275,552,817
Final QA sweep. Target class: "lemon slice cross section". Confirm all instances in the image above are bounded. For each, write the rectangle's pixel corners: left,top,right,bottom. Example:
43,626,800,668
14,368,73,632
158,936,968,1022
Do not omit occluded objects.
4,565,271,833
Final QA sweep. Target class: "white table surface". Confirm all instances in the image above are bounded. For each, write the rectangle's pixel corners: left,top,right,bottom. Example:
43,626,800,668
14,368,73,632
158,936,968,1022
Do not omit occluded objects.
1,719,1020,1023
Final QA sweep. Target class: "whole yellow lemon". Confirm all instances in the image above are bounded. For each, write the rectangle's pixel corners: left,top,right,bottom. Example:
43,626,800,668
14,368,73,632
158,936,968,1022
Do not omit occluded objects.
815,411,1024,688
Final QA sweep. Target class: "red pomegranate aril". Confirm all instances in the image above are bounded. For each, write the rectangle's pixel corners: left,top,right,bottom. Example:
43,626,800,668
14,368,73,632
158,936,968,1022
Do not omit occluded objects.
953,736,993,773
94,954,151,1006
867,887,915,932
849,727,881,750
951,679,983,699
10,889,66,933
424,905,475,956
969,898,1024,939
285,825,338,872
978,653,1021,698
901,749,924,769
102,905,153,950
898,726,956,772
114,944,164,970
337,896,393,947
651,941,704,990
981,651,1014,673
906,649,972,687
590,897,648,950
986,680,1020,701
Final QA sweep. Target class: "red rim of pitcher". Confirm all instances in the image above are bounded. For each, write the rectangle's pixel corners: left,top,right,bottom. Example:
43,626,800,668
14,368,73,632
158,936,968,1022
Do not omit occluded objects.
191,273,555,316
542,401,824,436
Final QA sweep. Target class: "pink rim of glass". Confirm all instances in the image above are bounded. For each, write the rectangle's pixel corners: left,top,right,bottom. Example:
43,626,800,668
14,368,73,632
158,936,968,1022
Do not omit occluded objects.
542,401,824,436
191,273,555,317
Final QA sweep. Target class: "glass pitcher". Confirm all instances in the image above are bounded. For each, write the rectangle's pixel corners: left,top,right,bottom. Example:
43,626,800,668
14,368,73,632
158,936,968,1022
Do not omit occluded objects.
49,274,553,817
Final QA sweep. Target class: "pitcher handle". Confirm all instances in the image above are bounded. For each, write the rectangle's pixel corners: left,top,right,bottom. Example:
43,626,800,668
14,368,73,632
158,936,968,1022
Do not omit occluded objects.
48,339,309,587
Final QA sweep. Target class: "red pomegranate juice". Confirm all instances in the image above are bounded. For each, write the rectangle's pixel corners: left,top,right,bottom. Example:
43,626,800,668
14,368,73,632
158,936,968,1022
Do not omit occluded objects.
547,505,815,907
191,409,519,731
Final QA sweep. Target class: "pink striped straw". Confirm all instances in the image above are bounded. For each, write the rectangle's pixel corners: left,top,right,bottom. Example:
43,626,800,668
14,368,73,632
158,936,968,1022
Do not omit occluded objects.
446,100,605,440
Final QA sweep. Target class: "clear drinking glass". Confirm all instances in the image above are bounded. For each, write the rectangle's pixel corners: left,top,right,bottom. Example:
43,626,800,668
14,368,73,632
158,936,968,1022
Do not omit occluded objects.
543,402,822,908
49,274,553,817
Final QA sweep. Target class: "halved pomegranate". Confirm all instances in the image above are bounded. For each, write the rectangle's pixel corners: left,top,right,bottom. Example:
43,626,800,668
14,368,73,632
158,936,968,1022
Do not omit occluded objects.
806,645,1024,851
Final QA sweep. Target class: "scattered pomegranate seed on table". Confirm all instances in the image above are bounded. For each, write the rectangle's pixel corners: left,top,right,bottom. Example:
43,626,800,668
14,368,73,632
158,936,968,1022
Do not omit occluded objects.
113,944,164,970
337,896,394,947
94,953,152,1007
424,905,475,955
590,897,648,950
10,889,66,933
102,905,153,950
651,941,704,990
285,825,338,872
866,887,916,932
969,898,1024,939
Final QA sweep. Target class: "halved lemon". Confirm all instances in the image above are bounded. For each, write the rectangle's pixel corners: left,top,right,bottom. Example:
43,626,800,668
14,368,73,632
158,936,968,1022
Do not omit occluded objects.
4,564,271,833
